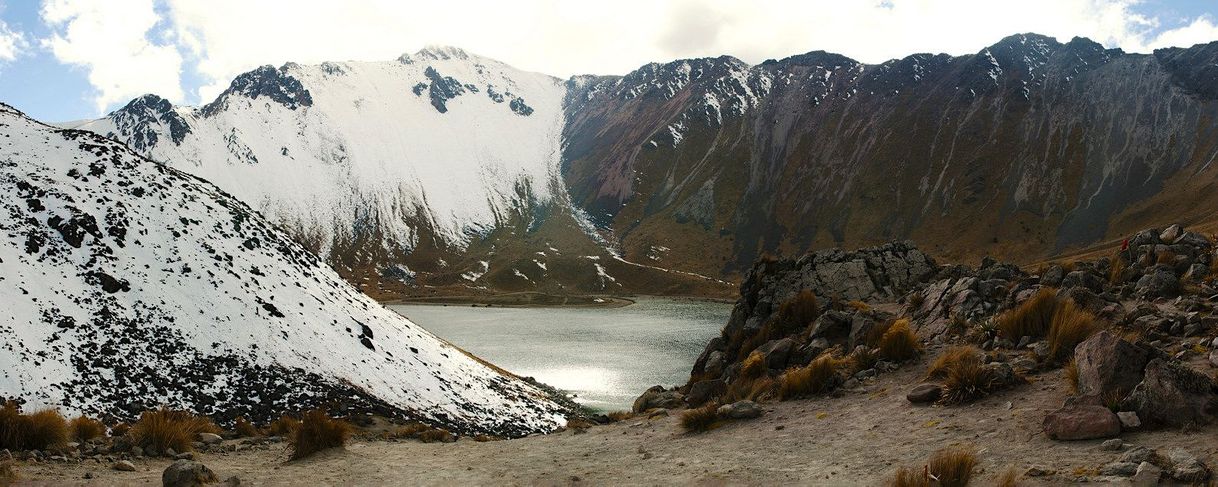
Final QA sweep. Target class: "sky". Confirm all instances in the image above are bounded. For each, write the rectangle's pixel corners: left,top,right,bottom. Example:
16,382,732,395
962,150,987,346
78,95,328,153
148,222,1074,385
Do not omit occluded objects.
0,0,1216,122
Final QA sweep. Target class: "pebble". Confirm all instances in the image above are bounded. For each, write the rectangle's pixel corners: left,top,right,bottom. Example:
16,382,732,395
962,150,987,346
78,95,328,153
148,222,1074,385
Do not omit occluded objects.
112,460,137,472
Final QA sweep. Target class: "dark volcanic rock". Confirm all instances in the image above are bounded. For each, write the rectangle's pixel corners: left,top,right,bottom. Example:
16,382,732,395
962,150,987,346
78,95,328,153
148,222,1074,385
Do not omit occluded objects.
1073,330,1151,400
1121,359,1218,427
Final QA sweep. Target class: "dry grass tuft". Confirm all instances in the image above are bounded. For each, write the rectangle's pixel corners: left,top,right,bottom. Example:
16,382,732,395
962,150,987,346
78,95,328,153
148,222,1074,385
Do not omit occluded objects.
878,319,922,362
940,350,998,404
1157,249,1177,265
382,422,429,440
926,346,982,380
417,428,455,443
778,354,842,400
721,375,775,404
69,416,105,443
906,292,926,312
0,403,68,451
777,290,820,329
287,410,352,460
846,300,872,313
889,466,930,487
0,459,15,485
995,288,1058,341
739,351,767,380
266,416,301,437
130,407,220,453
605,411,633,422
679,403,720,433
928,446,978,487
1046,300,1101,364
109,422,130,438
233,417,259,438
997,465,1020,487
1063,359,1080,394
1109,252,1127,284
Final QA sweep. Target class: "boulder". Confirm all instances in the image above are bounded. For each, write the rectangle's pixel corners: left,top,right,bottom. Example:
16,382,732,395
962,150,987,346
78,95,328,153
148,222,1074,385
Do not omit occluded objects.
1130,462,1161,487
1121,359,1218,427
685,379,725,407
716,400,763,420
906,383,942,404
1061,271,1104,293
632,386,685,413
162,460,219,487
1073,330,1151,400
1042,405,1121,440
1165,449,1210,483
1040,264,1065,287
1160,224,1182,244
808,311,852,344
1135,265,1180,298
702,350,725,378
755,338,794,370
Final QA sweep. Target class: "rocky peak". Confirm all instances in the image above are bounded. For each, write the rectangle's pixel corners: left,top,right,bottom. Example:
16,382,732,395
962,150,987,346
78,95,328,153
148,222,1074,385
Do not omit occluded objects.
759,50,860,71
415,45,471,61
201,65,313,116
1155,40,1218,100
103,94,192,152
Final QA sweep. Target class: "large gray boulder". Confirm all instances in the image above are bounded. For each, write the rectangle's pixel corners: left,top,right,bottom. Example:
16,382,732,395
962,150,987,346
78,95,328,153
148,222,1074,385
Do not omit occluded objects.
1121,359,1218,427
755,338,794,370
632,386,685,413
1073,330,1151,400
1135,265,1180,298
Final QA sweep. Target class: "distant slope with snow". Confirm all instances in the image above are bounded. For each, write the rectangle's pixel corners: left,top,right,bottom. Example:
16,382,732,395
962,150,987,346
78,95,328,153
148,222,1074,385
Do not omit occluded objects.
0,103,567,435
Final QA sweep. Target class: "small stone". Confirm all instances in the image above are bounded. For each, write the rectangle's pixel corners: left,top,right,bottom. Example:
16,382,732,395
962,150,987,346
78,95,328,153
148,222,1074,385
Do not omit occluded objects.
1117,411,1141,431
1119,447,1158,465
716,400,763,420
174,452,195,461
906,383,942,404
1131,462,1162,487
131,446,144,457
197,433,223,445
1099,461,1139,477
1165,449,1210,483
1025,466,1056,477
113,460,137,472
1100,439,1124,451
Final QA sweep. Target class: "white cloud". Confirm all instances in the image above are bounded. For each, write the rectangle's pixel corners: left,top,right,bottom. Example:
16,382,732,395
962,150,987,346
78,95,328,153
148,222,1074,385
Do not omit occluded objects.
0,5,27,62
40,0,184,113
30,0,1218,113
1144,15,1218,50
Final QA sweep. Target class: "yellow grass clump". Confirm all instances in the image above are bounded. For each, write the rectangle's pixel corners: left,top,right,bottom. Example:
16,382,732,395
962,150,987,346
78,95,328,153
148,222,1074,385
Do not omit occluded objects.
287,410,353,460
1045,300,1101,364
69,416,106,443
0,402,68,451
778,354,842,400
995,288,1059,341
926,346,982,380
130,407,221,453
233,417,259,438
877,319,922,362
888,446,978,487
266,415,301,437
679,403,720,433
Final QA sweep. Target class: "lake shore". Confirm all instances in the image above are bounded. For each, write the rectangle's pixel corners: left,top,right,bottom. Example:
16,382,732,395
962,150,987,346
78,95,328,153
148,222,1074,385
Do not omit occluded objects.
381,292,734,308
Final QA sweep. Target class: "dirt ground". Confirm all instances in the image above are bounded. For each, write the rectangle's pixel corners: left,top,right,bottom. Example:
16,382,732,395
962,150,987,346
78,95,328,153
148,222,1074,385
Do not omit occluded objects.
13,350,1218,486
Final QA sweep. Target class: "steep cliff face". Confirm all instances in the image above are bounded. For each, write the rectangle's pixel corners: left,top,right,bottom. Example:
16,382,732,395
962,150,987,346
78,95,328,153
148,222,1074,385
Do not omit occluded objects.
563,34,1218,280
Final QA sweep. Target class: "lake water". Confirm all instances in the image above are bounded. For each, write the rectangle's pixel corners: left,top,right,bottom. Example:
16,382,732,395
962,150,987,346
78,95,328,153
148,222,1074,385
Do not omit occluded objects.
389,299,731,412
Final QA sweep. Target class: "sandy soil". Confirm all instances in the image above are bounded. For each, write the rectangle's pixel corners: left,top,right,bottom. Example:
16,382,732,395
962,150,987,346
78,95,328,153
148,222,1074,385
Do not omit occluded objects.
14,350,1218,486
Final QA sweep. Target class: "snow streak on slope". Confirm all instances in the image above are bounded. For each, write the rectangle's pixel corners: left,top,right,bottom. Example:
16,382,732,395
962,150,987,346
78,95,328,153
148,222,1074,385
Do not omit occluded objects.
0,104,567,435
76,46,566,256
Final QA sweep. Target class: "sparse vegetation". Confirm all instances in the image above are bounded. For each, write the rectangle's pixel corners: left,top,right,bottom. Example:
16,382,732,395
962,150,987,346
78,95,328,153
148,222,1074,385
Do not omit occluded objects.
846,300,871,313
906,292,925,312
266,415,301,436
929,348,1010,405
382,422,429,440
130,407,220,453
877,319,922,362
0,458,15,485
1063,359,1079,393
679,403,720,433
233,417,259,438
995,288,1059,341
417,428,455,443
778,353,843,400
739,351,767,380
1156,249,1177,265
926,346,981,380
777,290,820,329
1045,300,1101,364
109,422,130,438
605,411,634,422
721,375,775,403
997,466,1020,487
1109,252,1127,284
69,415,106,443
888,446,978,487
287,410,353,460
0,402,68,451
927,447,978,487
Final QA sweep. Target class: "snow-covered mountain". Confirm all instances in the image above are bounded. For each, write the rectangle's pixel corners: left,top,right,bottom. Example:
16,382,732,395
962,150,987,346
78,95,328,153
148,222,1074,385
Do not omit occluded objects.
0,103,567,435
75,46,728,298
